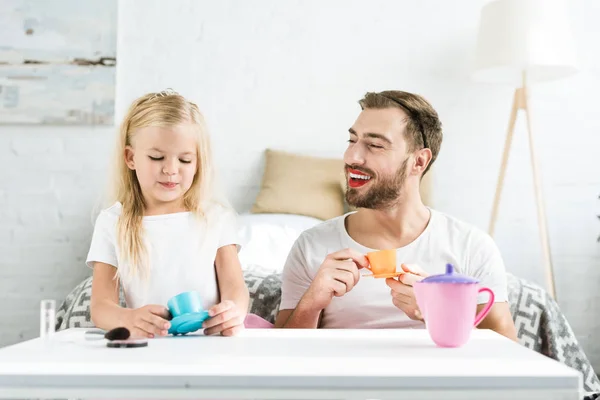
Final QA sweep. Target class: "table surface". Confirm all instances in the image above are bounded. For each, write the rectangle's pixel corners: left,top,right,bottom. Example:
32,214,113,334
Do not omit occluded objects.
0,328,582,399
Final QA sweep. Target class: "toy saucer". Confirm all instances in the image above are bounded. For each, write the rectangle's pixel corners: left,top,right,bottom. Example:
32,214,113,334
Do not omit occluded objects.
168,310,210,336
362,272,403,279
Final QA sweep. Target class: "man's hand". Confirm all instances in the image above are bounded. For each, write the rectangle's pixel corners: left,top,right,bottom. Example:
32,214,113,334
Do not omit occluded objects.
301,248,369,311
385,263,429,321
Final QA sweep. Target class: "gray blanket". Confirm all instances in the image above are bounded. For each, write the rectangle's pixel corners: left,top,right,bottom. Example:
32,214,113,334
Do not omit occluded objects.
506,273,600,397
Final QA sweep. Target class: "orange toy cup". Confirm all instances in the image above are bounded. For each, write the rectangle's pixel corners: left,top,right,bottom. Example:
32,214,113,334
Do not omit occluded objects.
366,249,397,275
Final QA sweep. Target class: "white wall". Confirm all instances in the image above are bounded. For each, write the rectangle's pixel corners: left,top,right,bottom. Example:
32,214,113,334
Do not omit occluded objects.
0,126,113,344
1,0,599,369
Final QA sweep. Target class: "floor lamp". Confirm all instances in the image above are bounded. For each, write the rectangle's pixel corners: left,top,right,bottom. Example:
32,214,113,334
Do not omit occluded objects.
473,0,579,300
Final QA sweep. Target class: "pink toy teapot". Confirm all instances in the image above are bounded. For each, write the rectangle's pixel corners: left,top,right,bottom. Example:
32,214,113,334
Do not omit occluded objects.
413,263,495,348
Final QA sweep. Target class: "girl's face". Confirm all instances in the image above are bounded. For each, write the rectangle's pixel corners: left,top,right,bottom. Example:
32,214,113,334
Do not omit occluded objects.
125,124,198,213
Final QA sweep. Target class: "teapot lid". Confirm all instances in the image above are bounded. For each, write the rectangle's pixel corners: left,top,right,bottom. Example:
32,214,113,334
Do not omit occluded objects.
420,264,479,284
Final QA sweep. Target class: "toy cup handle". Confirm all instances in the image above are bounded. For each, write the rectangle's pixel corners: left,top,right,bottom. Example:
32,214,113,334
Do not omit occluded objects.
473,287,495,327
363,255,372,271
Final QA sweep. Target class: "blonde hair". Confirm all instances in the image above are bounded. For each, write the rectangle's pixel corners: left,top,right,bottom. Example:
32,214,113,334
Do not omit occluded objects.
108,89,215,279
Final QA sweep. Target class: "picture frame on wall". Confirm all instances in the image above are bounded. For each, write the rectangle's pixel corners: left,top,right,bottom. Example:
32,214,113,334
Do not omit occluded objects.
0,0,117,125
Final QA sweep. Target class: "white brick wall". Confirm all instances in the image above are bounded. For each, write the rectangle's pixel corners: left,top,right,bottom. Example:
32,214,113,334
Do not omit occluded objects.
1,0,599,370
0,126,114,345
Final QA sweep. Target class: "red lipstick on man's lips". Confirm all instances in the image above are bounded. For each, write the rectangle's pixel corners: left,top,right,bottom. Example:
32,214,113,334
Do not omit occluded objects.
347,168,372,189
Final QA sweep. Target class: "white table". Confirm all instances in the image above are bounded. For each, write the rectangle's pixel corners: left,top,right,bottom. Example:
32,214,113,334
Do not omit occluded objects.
0,328,582,399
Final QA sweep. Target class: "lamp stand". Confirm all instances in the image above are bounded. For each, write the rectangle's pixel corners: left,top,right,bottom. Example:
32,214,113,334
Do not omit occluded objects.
488,71,557,300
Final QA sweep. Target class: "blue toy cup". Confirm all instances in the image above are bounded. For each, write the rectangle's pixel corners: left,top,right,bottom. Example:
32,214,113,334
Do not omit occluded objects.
167,291,204,318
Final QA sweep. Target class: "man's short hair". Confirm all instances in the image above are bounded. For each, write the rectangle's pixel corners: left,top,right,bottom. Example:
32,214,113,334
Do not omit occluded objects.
359,91,443,175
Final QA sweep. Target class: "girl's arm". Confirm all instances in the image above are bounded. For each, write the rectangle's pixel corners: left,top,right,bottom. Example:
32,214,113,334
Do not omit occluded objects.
215,244,250,312
90,262,130,329
90,262,170,338
203,244,250,336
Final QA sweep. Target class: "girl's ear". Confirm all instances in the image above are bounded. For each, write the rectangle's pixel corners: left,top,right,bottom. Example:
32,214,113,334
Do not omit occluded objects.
125,146,136,170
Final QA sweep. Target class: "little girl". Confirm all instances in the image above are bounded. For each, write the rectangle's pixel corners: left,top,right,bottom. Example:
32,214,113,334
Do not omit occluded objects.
87,89,250,338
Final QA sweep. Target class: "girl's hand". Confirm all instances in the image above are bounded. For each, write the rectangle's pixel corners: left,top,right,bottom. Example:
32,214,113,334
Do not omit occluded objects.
125,305,171,338
202,300,246,336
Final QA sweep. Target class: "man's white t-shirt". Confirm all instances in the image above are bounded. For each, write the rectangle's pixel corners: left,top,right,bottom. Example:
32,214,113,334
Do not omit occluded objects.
86,202,241,311
280,209,508,329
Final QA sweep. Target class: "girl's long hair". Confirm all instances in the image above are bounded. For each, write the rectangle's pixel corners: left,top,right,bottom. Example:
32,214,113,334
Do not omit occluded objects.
108,90,215,279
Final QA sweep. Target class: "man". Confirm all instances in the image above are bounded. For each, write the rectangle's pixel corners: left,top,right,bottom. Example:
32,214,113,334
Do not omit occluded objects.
274,90,517,341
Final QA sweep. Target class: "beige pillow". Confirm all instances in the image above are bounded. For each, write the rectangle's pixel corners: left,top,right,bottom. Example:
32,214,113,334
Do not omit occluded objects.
251,149,345,220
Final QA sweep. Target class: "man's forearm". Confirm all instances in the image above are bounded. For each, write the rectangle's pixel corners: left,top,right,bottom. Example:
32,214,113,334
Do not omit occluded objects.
476,302,518,342
282,297,323,329
483,320,518,342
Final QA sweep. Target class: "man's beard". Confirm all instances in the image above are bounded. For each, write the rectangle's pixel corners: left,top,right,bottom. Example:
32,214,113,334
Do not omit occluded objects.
345,158,409,210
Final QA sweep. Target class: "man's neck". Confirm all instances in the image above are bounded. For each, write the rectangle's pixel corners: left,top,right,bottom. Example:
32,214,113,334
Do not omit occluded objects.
346,196,431,250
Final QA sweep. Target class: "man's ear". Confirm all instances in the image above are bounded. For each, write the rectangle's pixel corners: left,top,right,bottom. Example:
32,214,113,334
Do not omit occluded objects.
413,148,432,175
125,146,135,170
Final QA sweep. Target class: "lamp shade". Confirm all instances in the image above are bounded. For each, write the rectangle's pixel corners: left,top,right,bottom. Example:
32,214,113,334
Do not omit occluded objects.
473,0,578,85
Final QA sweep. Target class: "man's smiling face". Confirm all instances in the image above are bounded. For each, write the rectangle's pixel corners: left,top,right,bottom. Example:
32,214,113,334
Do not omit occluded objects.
343,107,412,209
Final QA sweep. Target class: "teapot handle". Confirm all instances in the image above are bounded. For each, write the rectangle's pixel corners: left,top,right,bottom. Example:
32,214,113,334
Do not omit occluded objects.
473,287,495,327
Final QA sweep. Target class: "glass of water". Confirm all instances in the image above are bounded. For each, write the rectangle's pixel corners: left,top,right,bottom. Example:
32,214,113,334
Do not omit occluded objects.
40,299,56,339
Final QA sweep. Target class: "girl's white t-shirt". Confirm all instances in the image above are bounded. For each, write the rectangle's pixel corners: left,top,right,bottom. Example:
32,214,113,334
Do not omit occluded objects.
86,202,241,311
